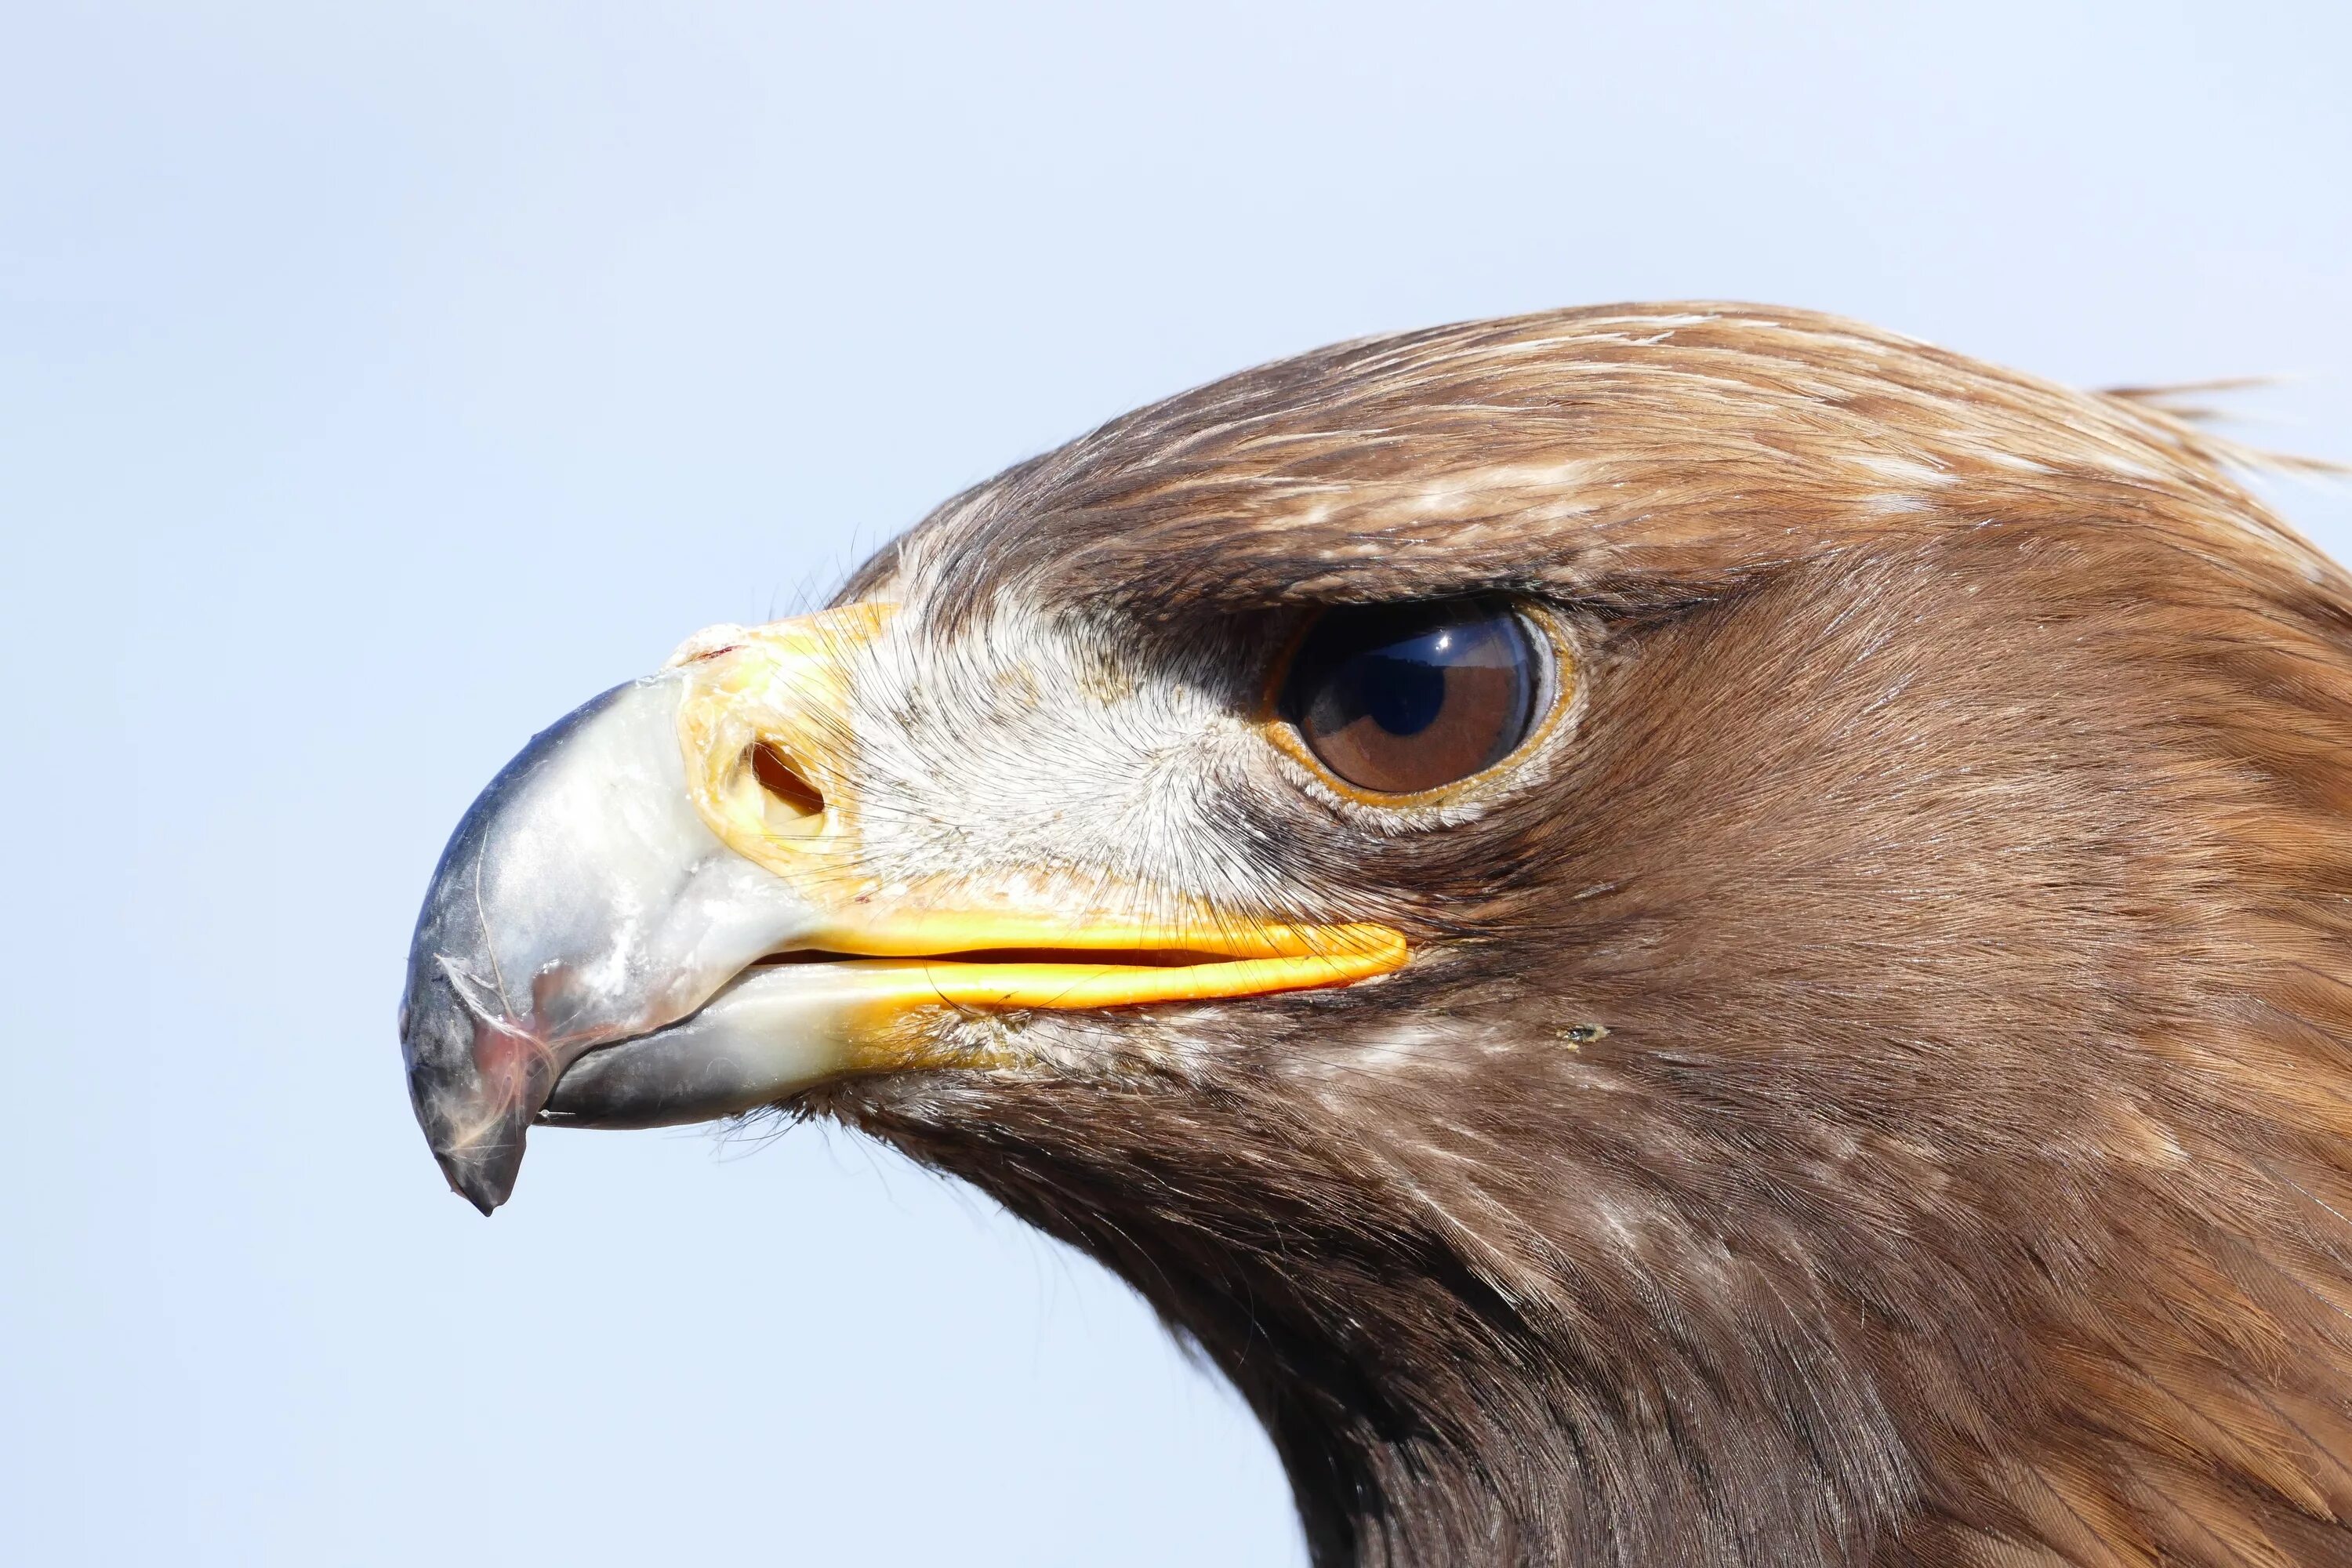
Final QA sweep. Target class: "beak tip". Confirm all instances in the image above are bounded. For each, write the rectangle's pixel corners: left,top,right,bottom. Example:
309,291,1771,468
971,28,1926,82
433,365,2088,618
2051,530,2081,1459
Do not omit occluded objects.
434,1133,527,1215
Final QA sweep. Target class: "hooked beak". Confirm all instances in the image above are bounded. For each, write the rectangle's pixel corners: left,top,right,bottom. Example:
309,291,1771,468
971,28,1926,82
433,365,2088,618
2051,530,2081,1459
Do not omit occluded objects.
398,606,1406,1214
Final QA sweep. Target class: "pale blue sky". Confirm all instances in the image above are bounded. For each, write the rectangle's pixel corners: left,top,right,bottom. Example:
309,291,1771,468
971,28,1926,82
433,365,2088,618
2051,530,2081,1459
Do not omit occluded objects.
6,3,2348,1563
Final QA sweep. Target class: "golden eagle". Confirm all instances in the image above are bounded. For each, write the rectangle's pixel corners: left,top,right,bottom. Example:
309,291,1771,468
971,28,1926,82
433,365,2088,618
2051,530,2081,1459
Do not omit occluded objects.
401,305,2352,1566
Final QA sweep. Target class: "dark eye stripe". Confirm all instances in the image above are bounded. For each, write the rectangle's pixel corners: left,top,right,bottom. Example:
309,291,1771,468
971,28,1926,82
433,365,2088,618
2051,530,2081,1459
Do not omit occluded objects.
1278,599,1546,796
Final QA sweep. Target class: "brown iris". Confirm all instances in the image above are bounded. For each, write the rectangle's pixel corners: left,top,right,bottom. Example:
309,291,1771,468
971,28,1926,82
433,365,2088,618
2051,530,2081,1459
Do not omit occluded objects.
1277,599,1547,795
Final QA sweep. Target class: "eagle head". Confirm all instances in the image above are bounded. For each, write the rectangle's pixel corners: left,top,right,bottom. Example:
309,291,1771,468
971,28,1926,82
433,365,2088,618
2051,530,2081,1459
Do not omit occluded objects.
400,306,2352,1566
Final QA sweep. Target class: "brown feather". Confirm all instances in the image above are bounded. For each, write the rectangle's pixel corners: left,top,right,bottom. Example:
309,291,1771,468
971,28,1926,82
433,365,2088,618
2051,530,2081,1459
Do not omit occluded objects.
817,303,2352,1566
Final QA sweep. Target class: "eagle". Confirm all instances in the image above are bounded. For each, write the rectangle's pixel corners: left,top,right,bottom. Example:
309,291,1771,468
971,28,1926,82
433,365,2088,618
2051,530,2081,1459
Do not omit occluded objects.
400,304,2352,1567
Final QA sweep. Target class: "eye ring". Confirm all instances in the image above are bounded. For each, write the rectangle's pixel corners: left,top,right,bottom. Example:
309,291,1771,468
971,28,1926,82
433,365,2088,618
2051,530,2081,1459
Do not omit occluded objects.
1264,596,1566,804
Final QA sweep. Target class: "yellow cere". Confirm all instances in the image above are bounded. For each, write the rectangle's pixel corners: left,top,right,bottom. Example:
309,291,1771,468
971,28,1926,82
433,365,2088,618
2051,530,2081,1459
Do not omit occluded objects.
673,602,892,876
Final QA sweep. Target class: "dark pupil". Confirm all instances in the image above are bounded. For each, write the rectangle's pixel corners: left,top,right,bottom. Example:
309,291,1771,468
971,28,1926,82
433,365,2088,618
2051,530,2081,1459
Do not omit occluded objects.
1362,642,1448,736
1279,599,1541,795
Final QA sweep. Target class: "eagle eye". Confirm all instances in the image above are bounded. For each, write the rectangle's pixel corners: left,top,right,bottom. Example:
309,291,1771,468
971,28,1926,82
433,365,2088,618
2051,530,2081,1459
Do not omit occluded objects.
1276,598,1547,797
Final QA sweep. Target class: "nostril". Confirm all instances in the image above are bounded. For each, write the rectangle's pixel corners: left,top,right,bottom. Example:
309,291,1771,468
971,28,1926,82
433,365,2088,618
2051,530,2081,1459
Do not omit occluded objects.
747,741,826,823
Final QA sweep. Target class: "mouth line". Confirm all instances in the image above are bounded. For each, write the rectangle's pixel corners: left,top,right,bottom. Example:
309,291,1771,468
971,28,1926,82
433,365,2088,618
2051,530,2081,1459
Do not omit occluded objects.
539,922,1409,1112
678,921,1409,1027
754,944,1264,970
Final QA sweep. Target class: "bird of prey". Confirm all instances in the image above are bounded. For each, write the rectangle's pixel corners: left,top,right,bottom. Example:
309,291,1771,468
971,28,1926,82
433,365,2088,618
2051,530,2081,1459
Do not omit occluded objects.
401,305,2352,1567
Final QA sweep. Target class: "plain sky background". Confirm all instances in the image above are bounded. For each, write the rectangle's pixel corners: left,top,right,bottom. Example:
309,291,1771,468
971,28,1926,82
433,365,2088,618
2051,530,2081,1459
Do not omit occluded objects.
6,2,2350,1563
